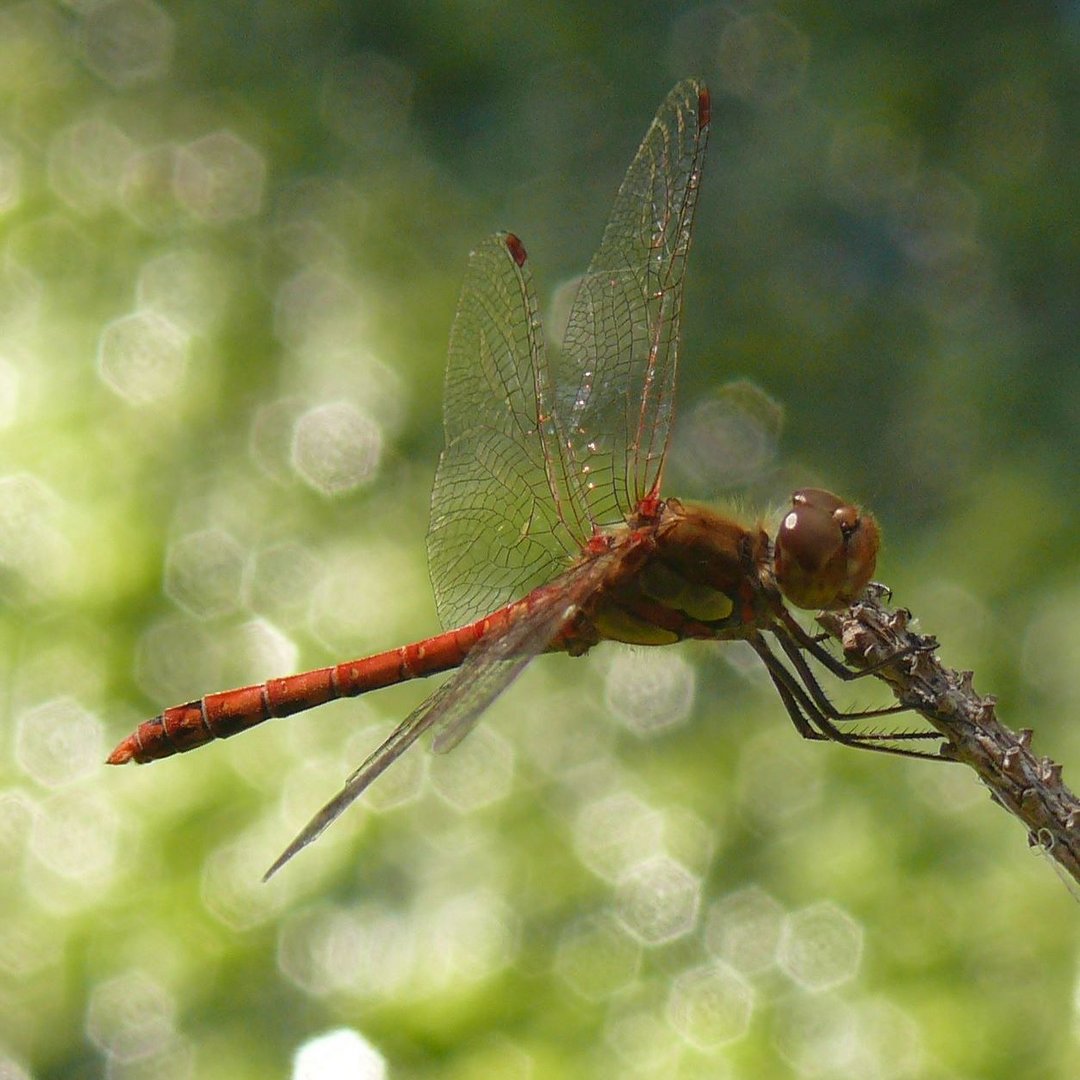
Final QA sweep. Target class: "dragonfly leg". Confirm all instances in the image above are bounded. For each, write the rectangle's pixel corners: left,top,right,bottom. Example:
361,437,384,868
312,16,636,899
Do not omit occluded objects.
748,636,947,762
777,607,934,683
772,629,910,722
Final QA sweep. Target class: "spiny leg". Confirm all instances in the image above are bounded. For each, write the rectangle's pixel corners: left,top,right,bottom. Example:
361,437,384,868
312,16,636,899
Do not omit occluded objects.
772,628,910,723
748,636,946,762
777,606,933,684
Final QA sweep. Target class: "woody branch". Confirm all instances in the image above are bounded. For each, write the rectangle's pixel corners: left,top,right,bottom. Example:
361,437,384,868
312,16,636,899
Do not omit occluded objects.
817,585,1080,889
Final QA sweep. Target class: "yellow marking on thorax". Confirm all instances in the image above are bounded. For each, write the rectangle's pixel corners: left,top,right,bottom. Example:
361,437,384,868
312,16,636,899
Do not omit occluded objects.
640,561,735,622
591,562,737,647
592,606,680,646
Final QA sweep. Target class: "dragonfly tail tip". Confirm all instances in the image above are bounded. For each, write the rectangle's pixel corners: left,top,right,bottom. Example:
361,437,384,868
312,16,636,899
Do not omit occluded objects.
106,740,135,765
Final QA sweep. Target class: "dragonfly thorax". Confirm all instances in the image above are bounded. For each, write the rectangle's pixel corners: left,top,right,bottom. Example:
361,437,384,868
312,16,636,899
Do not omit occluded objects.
583,489,879,651
586,499,772,647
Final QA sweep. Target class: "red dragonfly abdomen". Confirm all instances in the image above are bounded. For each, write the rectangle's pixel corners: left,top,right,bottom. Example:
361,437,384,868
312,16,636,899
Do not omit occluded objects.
108,606,521,765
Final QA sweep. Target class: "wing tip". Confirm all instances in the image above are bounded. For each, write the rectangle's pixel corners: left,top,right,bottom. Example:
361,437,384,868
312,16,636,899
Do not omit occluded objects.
504,232,527,267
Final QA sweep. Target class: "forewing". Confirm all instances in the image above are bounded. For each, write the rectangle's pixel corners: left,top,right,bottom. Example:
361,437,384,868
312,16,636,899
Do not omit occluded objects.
556,78,710,530
427,233,579,631
263,550,617,880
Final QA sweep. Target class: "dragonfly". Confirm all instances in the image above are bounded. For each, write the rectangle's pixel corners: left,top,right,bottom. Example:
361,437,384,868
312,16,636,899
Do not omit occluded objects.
109,79,937,880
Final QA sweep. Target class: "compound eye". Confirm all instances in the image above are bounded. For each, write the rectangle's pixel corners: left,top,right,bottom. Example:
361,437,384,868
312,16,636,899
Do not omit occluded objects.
774,489,880,610
775,499,844,610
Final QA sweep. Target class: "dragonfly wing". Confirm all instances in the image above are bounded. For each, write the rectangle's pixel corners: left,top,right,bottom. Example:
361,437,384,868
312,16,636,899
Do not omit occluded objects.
427,233,579,631
263,551,617,880
556,78,711,528
428,549,617,754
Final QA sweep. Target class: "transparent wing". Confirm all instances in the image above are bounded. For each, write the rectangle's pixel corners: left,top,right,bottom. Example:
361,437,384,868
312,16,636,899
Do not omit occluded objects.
427,233,579,631
427,81,711,627
263,550,617,880
556,78,711,532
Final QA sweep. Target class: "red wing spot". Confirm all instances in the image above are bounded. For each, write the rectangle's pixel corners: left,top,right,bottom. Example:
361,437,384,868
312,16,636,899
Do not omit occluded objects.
505,233,528,267
697,87,711,130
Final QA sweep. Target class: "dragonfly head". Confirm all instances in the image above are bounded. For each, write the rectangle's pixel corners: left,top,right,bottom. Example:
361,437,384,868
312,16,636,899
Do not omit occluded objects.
774,488,880,610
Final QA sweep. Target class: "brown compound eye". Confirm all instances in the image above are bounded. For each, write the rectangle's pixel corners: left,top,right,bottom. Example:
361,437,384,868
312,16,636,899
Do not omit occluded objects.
774,488,880,610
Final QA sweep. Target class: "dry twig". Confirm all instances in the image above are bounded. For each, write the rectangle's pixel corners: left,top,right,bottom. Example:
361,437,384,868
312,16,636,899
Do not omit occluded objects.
817,584,1080,889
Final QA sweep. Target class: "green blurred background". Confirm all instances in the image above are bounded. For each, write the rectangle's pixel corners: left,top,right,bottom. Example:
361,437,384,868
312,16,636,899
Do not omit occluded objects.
1,2,1078,1078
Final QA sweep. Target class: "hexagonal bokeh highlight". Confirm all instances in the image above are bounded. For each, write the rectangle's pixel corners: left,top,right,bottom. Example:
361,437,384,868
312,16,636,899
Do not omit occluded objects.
0,906,65,982
516,686,617,779
674,381,782,493
112,1037,195,1080
573,789,666,882
278,903,369,998
604,649,695,737
604,1005,680,1073
772,995,859,1076
81,0,174,88
15,697,103,788
736,730,824,831
245,541,326,626
174,129,265,223
666,960,755,1050
292,1027,386,1080
290,401,383,495
659,804,717,876
0,472,67,593
428,726,514,813
200,823,291,932
30,786,117,878
1020,587,1080,717
705,884,785,975
778,900,864,992
553,912,641,1002
250,396,307,484
136,247,230,335
306,539,423,657
120,143,184,232
85,968,176,1060
273,264,368,353
204,616,299,697
278,901,416,1002
164,528,246,619
0,789,36,870
47,115,135,214
425,888,518,987
828,996,926,1078
96,309,189,405
614,854,701,946
134,613,221,706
